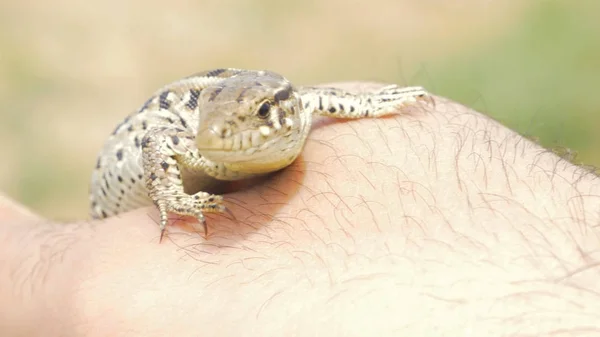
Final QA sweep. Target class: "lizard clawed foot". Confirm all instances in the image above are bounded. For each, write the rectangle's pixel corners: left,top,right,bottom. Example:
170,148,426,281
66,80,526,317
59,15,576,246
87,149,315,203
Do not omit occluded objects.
374,85,430,106
355,85,432,117
156,192,226,242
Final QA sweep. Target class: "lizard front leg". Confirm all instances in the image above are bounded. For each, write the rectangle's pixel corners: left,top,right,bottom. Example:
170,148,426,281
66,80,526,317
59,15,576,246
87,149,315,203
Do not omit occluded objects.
141,126,225,240
299,85,430,118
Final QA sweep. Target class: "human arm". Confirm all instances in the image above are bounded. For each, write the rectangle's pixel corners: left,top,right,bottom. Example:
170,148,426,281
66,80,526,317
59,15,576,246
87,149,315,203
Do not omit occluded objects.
2,84,600,336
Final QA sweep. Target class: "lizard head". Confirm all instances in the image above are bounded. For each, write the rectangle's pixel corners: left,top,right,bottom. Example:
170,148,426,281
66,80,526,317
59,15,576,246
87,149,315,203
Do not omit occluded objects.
196,70,310,174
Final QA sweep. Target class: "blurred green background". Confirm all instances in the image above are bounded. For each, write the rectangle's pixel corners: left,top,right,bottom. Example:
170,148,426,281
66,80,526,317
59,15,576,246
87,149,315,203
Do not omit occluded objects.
0,0,598,221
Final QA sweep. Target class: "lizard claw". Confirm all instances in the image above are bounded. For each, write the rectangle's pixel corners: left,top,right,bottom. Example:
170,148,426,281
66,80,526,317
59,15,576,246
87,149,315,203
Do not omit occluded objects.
222,205,237,222
159,227,167,243
194,211,208,238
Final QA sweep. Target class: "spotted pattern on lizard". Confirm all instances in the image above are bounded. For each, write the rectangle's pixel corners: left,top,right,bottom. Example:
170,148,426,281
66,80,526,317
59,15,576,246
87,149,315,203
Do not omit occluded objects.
89,68,431,239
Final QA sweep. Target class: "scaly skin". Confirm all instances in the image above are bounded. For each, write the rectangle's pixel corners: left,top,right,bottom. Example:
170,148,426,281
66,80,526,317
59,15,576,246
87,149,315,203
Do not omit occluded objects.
89,68,430,240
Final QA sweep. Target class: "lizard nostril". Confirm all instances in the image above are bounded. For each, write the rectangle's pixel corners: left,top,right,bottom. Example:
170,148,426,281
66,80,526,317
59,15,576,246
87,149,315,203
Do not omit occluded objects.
211,124,231,138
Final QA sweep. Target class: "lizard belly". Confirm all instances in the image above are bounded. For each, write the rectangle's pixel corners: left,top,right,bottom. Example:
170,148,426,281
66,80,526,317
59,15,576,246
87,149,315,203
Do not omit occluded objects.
89,135,152,219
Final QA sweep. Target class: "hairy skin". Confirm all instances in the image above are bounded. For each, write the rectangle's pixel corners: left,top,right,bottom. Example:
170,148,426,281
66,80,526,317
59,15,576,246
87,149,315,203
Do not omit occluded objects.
1,83,600,336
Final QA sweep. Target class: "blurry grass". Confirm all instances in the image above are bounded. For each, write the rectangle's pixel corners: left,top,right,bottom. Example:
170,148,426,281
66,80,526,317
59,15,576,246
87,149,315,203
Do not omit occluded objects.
0,37,74,216
0,40,54,134
427,0,600,166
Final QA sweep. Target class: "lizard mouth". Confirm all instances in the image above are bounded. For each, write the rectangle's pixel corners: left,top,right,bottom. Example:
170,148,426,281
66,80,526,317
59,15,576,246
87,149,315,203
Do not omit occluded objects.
198,141,301,174
197,135,283,161
196,125,296,157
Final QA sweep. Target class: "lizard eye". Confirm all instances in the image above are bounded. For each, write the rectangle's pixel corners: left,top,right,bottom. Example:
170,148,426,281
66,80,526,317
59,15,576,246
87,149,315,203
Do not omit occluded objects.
257,101,271,119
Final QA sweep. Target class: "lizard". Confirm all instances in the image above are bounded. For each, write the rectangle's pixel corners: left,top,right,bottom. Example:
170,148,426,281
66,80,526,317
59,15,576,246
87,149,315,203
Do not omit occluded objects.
89,68,430,240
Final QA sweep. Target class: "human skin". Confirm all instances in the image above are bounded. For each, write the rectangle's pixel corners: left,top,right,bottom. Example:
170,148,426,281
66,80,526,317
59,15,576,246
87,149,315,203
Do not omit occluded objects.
1,83,600,336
